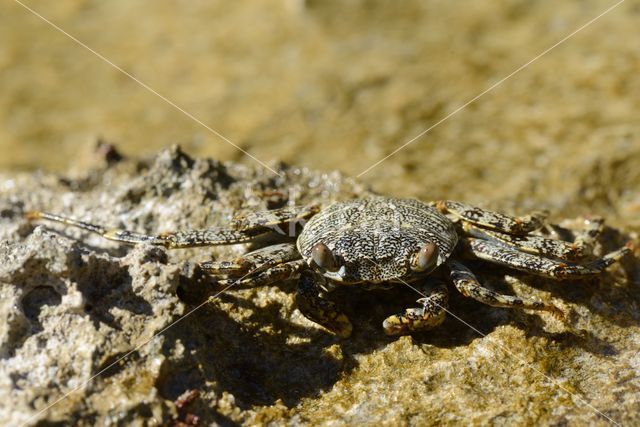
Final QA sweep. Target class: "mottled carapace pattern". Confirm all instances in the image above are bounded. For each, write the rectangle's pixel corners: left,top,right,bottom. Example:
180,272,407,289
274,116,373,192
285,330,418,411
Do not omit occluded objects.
297,197,458,283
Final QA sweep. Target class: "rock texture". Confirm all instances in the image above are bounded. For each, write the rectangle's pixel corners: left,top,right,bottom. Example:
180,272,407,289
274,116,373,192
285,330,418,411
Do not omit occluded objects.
0,146,639,426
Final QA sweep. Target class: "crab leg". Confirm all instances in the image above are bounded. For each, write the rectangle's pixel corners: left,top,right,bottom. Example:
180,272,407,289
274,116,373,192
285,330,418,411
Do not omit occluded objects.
460,217,604,261
201,243,301,277
25,205,319,248
296,270,353,338
448,260,563,317
229,204,320,231
434,200,546,235
382,281,448,335
463,238,631,280
571,217,605,253
214,259,305,287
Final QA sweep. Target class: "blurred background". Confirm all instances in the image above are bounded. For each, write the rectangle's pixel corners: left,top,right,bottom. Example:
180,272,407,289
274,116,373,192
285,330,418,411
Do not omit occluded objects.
1,0,639,223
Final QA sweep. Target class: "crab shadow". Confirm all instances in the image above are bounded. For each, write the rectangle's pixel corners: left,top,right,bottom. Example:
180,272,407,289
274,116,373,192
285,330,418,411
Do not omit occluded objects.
157,281,372,411
66,251,153,331
152,265,619,415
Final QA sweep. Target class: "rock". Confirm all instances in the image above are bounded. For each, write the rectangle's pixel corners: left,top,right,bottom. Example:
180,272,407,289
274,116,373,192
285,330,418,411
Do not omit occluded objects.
0,147,638,425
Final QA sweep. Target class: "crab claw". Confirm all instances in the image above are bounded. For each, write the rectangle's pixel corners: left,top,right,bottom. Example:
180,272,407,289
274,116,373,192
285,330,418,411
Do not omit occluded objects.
382,313,411,336
383,307,446,336
296,270,353,338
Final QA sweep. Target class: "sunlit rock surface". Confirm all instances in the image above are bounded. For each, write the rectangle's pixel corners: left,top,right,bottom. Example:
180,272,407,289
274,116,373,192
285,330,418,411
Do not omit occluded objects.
0,147,638,425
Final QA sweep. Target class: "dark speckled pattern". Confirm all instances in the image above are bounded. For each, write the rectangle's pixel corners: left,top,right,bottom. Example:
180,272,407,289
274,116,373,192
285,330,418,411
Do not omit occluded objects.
297,197,458,283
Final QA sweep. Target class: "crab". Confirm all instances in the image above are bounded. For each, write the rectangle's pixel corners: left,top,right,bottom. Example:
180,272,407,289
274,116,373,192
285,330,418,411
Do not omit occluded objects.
26,197,632,337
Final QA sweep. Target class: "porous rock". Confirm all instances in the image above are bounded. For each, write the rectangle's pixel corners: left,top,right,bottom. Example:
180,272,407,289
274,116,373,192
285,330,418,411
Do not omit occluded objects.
0,146,638,425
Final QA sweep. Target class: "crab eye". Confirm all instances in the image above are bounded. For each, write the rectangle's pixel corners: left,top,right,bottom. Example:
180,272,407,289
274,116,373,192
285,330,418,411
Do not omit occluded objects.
311,242,338,271
411,241,439,272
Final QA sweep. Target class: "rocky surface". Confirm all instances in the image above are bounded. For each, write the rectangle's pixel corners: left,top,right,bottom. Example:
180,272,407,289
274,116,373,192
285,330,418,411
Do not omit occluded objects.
0,146,639,426
3,1,640,425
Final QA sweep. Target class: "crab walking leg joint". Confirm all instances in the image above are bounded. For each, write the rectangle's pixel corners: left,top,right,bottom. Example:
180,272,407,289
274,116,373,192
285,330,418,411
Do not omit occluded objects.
435,200,547,235
201,243,301,276
460,218,604,261
212,260,306,288
448,260,564,318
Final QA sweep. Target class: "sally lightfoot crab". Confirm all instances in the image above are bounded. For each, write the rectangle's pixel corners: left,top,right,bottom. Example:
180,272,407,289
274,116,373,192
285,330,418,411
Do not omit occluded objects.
26,197,632,337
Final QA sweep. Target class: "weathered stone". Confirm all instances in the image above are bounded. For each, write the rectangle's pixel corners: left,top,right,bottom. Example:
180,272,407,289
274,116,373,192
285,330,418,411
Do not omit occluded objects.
0,147,638,426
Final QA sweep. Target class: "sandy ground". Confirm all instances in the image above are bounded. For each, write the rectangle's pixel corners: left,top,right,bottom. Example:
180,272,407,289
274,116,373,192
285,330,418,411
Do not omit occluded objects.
1,0,640,425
